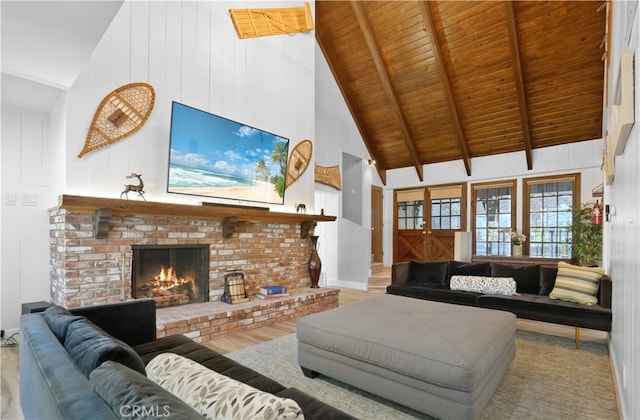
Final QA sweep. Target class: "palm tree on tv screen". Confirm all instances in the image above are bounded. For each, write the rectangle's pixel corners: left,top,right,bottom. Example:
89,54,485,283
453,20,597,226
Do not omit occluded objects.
270,142,288,198
255,158,270,182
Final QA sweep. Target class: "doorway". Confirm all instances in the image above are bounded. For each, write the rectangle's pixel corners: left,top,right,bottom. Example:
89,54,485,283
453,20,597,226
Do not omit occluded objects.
371,186,383,263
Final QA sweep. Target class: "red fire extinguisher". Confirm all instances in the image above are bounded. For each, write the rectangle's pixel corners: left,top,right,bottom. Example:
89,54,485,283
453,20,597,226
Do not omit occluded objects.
592,200,602,225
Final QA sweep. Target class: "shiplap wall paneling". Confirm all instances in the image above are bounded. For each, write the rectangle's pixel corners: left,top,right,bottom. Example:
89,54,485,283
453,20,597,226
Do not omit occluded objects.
180,2,200,107
127,1,154,187
130,1,150,83
148,3,166,92
165,2,184,104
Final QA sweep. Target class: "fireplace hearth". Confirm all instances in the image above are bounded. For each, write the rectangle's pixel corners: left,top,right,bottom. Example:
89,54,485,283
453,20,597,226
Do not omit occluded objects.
131,245,209,308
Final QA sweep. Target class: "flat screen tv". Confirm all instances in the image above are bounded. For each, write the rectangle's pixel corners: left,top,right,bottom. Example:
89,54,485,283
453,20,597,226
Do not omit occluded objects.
167,102,289,205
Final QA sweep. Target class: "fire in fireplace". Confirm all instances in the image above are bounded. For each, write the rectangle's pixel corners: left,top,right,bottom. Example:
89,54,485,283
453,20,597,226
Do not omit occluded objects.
131,245,209,308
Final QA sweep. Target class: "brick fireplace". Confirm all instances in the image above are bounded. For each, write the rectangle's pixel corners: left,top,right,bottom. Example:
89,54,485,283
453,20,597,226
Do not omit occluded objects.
49,202,324,308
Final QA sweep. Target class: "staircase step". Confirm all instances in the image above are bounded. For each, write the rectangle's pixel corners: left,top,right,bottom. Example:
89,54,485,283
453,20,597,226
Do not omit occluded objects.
368,265,391,292
367,276,390,292
370,262,385,274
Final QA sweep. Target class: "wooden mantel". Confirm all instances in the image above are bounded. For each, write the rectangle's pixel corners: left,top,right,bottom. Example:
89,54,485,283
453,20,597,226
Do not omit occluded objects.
57,195,336,238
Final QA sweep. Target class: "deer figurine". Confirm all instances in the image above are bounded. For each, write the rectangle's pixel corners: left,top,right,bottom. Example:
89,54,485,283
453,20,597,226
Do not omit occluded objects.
120,173,146,201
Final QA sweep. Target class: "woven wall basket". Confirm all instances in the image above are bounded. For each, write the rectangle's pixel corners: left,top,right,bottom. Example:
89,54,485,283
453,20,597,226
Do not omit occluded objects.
286,139,313,189
78,82,155,158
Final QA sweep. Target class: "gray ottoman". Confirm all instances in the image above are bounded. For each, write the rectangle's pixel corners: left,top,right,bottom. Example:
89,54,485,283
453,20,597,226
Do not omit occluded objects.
296,294,516,420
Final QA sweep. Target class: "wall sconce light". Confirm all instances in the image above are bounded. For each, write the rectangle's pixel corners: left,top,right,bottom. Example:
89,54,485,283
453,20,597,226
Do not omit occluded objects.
367,159,376,167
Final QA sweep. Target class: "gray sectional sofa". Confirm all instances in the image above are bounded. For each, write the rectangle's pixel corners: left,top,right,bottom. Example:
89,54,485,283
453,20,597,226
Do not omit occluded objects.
387,260,612,345
20,299,353,419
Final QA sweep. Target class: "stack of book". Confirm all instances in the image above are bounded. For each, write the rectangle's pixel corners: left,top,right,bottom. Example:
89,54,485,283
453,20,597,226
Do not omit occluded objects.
257,285,289,300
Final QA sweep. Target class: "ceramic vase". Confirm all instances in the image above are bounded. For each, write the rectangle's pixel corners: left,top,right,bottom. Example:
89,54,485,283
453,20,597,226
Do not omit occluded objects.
512,244,523,257
308,235,322,288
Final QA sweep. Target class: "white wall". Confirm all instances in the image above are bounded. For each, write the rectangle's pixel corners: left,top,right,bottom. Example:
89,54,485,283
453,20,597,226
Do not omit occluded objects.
605,2,639,418
1,107,57,333
314,42,383,289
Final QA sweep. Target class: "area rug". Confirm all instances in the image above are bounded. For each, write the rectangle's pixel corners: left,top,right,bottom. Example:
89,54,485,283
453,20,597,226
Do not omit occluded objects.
226,331,619,419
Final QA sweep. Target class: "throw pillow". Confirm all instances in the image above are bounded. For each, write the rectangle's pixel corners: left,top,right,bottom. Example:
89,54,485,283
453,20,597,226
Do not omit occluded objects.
64,318,147,378
90,361,201,419
449,261,491,277
409,260,449,285
490,263,540,294
539,266,558,295
42,304,83,343
450,275,518,295
549,262,604,305
147,353,304,420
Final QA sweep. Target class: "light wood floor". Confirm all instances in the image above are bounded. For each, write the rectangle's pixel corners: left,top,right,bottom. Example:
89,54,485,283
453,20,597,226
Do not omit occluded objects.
205,286,381,353
0,271,609,419
1,333,22,420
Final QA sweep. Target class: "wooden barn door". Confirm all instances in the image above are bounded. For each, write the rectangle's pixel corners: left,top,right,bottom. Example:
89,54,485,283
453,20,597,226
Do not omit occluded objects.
394,189,426,262
394,184,466,263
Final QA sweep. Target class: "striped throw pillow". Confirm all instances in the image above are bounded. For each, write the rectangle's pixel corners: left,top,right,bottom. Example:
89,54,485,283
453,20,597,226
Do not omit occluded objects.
147,353,304,420
549,262,604,305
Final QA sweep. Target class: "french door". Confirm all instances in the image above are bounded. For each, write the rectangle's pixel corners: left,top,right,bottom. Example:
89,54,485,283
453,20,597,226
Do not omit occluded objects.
394,183,466,263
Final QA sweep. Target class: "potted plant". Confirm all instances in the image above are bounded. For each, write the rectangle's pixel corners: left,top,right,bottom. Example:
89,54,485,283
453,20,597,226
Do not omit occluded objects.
570,204,602,266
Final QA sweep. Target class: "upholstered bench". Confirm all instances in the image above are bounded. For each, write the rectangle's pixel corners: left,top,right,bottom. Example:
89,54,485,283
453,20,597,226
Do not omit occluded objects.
297,294,516,420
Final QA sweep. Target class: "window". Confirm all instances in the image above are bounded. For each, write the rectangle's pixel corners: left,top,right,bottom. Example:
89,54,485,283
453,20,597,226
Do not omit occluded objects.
396,189,424,230
431,197,461,229
397,200,424,230
472,180,516,255
428,184,464,231
524,174,580,258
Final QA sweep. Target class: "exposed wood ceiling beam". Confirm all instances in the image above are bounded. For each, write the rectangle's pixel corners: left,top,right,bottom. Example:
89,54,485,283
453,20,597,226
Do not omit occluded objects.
351,1,424,182
418,1,472,176
504,1,533,170
315,33,387,185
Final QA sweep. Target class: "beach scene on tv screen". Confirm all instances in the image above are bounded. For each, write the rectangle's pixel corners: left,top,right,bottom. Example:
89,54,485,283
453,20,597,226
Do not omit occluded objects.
168,103,289,205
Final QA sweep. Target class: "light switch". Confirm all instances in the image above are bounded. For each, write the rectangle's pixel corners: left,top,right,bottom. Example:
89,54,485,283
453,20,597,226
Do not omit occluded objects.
21,194,39,206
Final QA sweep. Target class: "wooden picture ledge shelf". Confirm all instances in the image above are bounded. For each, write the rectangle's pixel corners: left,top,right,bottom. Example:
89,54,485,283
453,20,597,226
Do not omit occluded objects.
57,195,335,239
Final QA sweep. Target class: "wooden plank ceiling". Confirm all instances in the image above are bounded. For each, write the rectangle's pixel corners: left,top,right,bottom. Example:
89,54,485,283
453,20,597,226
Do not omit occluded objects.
315,1,606,184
